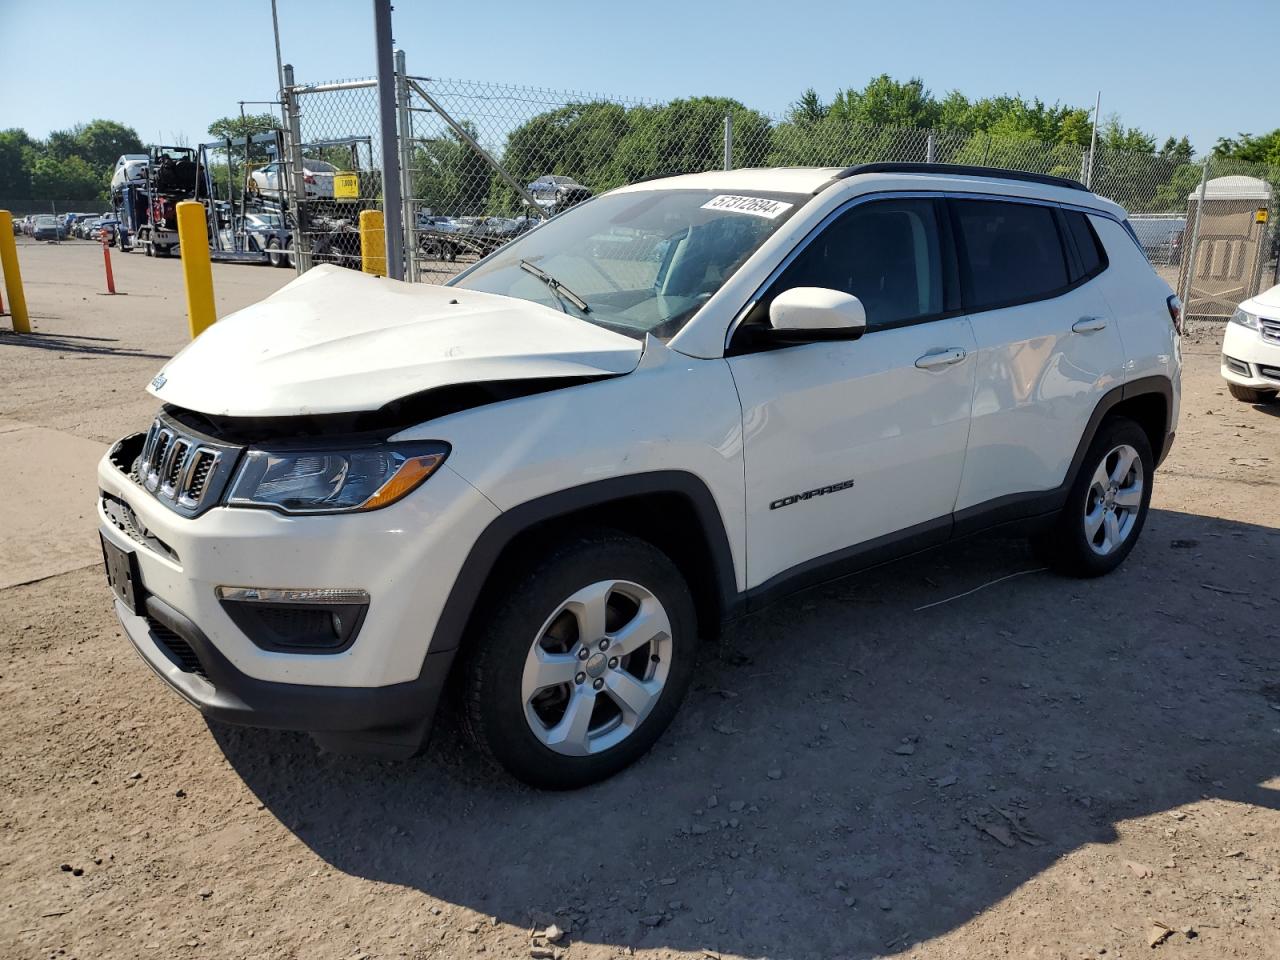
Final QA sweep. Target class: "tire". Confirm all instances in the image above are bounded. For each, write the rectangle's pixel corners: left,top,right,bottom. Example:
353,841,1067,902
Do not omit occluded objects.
1032,416,1154,578
284,237,296,269
462,530,698,789
266,238,283,268
154,244,170,259
1228,383,1277,404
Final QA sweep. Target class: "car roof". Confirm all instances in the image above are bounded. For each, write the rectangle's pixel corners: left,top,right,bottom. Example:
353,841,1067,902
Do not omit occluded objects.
611,164,1126,217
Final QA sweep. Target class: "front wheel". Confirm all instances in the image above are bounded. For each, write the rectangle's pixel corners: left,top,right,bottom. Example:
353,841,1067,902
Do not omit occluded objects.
1032,416,1154,578
1228,383,1277,404
462,531,697,789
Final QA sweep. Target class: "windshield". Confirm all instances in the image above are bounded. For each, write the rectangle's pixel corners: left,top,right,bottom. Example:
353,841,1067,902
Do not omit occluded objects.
449,189,805,340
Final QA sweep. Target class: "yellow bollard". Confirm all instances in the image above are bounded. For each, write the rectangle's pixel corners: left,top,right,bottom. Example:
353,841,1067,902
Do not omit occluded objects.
359,209,387,277
176,201,217,339
0,210,31,333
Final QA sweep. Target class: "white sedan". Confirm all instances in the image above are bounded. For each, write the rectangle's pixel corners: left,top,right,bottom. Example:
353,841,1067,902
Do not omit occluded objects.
250,160,338,200
1221,282,1280,404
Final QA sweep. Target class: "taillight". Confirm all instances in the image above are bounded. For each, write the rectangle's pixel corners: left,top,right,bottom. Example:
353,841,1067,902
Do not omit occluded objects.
1166,294,1182,334
304,174,316,185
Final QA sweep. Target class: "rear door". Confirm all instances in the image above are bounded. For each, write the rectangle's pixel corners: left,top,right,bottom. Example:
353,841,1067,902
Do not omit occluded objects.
728,195,977,590
951,198,1125,516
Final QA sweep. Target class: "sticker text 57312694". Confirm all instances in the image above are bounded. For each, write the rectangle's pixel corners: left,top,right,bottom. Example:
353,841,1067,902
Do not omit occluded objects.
701,195,794,219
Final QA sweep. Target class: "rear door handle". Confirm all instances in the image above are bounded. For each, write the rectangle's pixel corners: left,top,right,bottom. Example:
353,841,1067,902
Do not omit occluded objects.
1072,316,1109,333
915,347,968,370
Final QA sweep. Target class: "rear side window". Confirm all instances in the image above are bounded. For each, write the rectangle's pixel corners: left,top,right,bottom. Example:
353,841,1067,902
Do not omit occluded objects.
952,199,1070,311
1062,210,1107,279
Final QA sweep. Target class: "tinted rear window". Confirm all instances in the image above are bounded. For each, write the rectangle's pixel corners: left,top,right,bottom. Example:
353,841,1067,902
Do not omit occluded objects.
1063,210,1106,279
953,199,1069,311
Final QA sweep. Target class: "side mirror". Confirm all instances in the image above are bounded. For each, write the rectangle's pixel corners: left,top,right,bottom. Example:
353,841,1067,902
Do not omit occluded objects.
768,287,867,340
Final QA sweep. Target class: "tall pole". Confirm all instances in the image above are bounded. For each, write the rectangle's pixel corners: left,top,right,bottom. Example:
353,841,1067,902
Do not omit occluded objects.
1086,90,1101,188
723,113,733,171
395,49,417,282
270,0,286,100
372,0,404,280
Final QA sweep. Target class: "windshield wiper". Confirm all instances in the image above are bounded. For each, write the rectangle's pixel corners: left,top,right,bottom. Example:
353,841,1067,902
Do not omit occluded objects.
519,259,590,314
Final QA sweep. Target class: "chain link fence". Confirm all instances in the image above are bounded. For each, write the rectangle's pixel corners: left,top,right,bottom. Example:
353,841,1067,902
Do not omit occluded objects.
280,69,1279,316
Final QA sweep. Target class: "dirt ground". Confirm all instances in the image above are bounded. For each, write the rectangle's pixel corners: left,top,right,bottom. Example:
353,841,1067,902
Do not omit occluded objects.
1,238,1278,960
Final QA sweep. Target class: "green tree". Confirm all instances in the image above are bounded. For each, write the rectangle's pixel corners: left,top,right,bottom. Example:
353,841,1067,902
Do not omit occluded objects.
1213,129,1280,166
74,119,145,171
0,128,35,209
30,154,102,203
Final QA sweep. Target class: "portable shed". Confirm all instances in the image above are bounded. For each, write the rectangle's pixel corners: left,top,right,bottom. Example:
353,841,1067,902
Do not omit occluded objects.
1178,175,1274,319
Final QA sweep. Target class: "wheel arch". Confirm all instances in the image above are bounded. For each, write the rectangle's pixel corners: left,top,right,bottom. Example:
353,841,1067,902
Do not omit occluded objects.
426,472,740,659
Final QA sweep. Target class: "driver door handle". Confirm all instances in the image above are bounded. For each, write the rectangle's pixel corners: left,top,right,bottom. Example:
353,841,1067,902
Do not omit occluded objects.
1072,316,1109,333
915,347,968,370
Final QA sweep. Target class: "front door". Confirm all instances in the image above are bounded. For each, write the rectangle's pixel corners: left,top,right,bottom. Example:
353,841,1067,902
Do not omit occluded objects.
727,196,976,590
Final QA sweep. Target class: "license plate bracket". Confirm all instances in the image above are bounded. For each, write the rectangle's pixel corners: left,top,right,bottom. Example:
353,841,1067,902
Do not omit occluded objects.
100,534,146,616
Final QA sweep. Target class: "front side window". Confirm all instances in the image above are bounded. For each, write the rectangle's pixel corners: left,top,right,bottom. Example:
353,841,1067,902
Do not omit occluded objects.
450,189,805,341
746,197,947,335
952,199,1069,311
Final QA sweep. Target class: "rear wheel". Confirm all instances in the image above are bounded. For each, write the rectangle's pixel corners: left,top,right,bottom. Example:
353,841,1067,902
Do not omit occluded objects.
462,531,697,789
266,237,283,268
1228,383,1277,404
1032,416,1153,578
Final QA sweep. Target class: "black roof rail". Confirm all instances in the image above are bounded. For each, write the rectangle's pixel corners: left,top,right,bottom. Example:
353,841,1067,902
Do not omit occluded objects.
818,162,1088,194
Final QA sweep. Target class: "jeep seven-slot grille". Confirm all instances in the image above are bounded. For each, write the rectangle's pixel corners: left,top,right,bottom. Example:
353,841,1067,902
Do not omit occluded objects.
132,415,240,517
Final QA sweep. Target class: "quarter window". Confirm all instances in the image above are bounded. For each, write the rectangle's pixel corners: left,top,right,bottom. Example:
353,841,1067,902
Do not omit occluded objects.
952,199,1070,311
761,197,946,331
1063,210,1106,279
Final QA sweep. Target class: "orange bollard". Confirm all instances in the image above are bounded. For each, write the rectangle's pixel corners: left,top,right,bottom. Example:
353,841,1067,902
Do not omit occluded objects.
100,229,116,295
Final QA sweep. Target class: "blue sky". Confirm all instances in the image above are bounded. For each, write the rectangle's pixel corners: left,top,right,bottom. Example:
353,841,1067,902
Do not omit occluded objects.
2,0,1273,155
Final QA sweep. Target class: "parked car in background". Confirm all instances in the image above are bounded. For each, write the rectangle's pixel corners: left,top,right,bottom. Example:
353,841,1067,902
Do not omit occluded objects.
528,174,593,214
110,154,150,193
31,215,66,241
1221,281,1280,404
250,159,339,200
240,212,293,268
1128,217,1186,265
10,216,21,235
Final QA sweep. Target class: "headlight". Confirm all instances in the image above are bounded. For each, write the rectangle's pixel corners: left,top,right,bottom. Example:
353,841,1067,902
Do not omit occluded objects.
227,441,449,514
1230,308,1260,330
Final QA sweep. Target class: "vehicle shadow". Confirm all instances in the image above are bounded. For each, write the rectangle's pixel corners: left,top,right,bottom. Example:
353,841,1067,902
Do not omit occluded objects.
213,507,1280,959
0,330,170,360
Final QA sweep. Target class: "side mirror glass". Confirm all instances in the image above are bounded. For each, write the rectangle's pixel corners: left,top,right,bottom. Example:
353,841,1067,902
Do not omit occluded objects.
768,287,867,340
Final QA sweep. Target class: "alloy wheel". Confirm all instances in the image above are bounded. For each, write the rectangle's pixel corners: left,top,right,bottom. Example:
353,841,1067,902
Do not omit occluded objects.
521,580,672,757
1083,443,1144,556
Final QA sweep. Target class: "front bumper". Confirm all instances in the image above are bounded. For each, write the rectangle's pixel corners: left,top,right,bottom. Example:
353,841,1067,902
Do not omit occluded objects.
98,439,501,753
1221,322,1280,390
115,593,455,757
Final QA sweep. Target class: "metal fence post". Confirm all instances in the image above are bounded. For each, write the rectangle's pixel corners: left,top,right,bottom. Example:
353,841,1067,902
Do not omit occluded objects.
372,0,404,280
925,132,936,164
1180,157,1211,310
723,113,733,171
282,64,311,274
395,49,417,282
1086,91,1101,188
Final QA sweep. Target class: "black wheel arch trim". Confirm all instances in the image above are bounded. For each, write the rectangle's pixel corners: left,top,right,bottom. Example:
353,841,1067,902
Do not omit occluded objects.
425,471,741,656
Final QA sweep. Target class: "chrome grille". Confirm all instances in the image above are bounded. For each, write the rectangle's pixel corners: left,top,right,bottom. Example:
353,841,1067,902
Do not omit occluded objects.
130,415,239,517
1261,316,1280,345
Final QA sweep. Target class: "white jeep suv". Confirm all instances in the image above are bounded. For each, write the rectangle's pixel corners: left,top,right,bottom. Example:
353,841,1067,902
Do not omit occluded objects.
98,163,1181,788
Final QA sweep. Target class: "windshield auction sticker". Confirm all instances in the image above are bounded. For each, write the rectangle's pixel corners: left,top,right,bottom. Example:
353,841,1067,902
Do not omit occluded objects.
701,195,794,219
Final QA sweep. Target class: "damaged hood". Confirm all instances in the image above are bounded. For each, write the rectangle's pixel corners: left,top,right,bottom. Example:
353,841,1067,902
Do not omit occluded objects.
149,264,643,417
